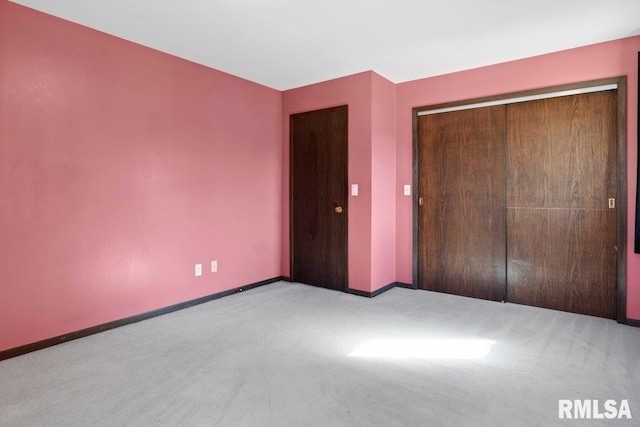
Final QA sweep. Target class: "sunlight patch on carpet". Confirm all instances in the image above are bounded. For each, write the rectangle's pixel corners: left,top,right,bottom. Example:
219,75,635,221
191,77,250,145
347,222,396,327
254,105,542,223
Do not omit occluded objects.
348,338,496,360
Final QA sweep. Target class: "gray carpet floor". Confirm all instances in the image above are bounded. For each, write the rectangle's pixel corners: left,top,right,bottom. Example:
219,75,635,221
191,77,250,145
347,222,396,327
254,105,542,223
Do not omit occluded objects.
1,281,639,426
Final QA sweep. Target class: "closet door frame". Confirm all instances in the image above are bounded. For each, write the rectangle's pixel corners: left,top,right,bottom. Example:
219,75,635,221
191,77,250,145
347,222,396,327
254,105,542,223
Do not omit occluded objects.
412,77,628,323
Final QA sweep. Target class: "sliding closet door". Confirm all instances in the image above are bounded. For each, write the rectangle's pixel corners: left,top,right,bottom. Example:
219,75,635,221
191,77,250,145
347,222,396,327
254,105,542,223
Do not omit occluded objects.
506,91,618,318
418,106,506,301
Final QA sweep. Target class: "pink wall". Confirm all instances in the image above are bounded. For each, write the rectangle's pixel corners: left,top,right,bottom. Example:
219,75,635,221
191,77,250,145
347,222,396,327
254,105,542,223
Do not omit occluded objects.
0,1,282,351
395,36,640,319
371,73,397,291
2,2,638,355
281,72,397,293
282,72,374,292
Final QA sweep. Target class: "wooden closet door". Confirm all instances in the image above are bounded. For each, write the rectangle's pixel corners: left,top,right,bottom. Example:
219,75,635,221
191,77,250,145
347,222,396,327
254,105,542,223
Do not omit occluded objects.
418,106,506,301
506,91,617,318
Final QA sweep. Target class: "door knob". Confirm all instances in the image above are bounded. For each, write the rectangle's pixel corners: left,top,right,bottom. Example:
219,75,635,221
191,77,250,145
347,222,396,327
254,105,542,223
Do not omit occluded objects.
335,206,343,213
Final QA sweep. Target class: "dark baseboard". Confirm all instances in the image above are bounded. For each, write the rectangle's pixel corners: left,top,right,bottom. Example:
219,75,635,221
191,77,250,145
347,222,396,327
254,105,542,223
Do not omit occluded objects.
0,276,284,362
625,318,640,327
348,281,415,298
371,282,397,297
395,281,415,289
235,277,283,293
347,288,371,298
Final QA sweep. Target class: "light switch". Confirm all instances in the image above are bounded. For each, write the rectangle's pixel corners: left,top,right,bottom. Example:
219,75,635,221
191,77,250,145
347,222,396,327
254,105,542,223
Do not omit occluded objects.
351,184,359,196
404,185,411,196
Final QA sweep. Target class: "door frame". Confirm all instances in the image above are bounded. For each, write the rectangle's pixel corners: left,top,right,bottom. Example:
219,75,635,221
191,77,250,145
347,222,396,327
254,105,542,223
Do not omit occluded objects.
289,105,349,291
412,77,627,323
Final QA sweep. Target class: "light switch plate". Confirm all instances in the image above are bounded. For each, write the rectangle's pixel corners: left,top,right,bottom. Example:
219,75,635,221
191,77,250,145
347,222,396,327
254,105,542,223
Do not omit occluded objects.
404,184,411,196
351,184,358,196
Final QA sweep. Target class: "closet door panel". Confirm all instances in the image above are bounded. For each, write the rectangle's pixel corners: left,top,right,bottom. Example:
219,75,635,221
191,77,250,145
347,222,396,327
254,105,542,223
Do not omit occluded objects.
506,91,617,318
507,208,617,318
418,106,506,302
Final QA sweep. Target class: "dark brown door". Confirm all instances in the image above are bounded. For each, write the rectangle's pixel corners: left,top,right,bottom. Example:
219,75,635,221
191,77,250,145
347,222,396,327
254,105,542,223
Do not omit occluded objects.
418,105,507,301
290,106,348,291
506,91,618,318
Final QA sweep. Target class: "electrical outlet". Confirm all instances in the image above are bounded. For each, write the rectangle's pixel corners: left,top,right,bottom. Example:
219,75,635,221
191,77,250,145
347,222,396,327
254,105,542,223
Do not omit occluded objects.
195,264,202,277
211,260,218,273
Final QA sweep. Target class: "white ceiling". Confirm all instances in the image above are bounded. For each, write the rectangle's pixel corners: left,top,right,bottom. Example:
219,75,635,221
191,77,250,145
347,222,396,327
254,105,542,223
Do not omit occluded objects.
9,0,640,90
